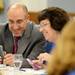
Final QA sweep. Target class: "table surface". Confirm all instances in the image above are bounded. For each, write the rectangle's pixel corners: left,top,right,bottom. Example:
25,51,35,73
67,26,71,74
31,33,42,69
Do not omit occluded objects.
0,64,47,75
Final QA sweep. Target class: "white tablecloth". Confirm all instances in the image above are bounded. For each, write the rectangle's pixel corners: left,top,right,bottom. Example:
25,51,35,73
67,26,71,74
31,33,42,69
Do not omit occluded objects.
0,65,46,75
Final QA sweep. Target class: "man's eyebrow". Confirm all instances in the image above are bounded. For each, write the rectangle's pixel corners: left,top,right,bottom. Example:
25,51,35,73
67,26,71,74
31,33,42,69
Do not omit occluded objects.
8,19,14,22
17,19,23,21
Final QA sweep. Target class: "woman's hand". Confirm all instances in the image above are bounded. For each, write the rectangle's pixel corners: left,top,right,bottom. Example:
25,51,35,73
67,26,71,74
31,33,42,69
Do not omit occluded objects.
37,53,50,61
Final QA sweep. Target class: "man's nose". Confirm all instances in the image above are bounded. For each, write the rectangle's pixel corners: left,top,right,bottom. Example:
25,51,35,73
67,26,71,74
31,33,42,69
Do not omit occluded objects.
13,23,19,29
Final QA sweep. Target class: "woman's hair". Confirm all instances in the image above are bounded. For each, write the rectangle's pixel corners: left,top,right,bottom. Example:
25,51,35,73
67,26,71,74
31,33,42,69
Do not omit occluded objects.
47,19,75,75
38,7,69,32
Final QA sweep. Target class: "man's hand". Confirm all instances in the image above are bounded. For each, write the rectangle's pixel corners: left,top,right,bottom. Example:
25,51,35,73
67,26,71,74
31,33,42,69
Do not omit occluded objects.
3,53,14,66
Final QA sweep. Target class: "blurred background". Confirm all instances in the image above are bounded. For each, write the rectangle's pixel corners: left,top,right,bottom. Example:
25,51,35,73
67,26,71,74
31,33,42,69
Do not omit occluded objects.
0,0,75,24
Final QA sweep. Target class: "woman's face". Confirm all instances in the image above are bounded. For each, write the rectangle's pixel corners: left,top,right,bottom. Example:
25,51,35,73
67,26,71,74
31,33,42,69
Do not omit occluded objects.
39,19,56,42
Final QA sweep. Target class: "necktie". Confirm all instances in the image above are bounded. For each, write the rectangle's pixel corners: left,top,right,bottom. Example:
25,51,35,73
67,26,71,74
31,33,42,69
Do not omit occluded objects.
13,37,20,54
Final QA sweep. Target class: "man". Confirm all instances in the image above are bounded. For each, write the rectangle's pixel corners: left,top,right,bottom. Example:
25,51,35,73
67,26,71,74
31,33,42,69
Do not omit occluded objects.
0,3,45,68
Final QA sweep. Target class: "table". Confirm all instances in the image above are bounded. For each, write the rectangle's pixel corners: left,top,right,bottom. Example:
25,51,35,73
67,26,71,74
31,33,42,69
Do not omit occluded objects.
0,65,47,75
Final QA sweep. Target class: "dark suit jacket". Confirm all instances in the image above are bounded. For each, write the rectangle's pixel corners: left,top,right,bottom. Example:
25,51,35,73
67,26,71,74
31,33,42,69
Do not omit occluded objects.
0,22,45,68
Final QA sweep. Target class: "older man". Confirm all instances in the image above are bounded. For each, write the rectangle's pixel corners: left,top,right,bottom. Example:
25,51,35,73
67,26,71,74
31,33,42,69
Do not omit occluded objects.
0,3,45,68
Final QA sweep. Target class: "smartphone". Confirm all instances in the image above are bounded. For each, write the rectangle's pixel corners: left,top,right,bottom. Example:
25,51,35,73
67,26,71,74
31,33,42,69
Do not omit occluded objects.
26,58,42,70
0,45,4,58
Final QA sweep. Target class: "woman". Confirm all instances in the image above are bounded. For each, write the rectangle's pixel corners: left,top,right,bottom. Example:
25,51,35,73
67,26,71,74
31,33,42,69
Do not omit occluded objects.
32,7,69,69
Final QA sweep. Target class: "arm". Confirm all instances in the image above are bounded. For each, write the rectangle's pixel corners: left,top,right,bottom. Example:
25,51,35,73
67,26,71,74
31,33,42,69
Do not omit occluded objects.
21,40,46,68
21,24,46,68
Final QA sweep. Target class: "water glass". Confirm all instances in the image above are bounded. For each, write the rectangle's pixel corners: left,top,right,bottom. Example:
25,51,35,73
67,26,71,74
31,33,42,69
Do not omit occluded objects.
14,54,23,70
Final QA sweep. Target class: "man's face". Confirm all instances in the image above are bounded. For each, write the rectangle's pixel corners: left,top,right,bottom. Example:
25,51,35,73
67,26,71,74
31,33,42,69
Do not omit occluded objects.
7,7,29,37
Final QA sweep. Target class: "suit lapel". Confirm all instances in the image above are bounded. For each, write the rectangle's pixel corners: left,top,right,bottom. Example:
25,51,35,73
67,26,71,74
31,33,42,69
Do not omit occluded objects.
17,23,33,54
4,26,14,53
17,35,29,54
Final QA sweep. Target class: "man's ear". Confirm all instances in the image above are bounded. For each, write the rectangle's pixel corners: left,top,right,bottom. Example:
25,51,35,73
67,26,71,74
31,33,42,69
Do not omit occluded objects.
25,13,30,19
26,14,31,23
